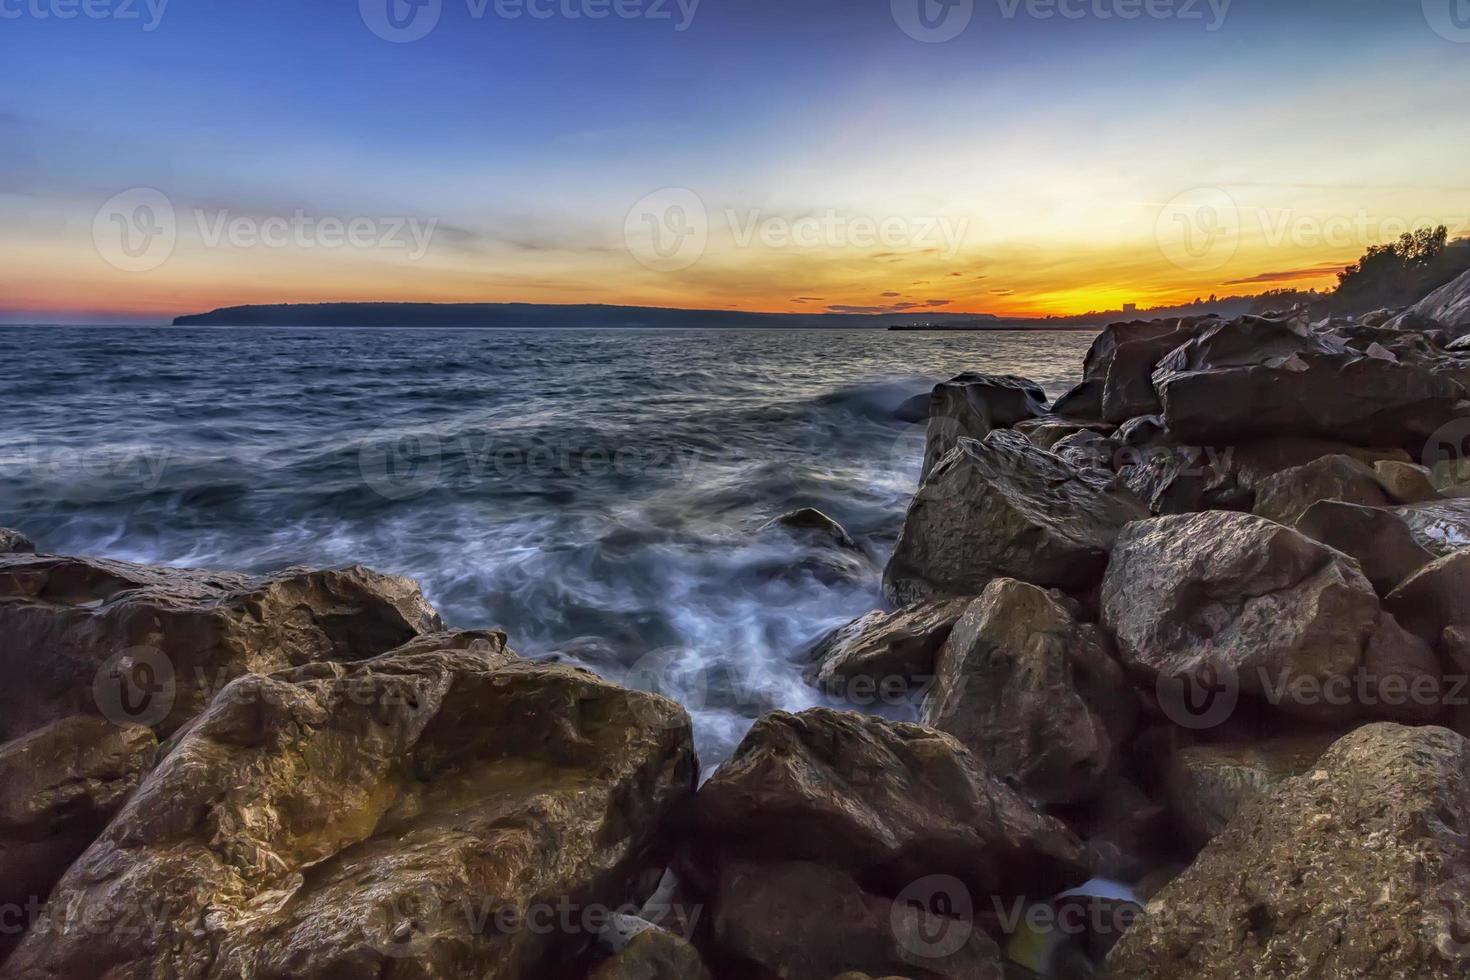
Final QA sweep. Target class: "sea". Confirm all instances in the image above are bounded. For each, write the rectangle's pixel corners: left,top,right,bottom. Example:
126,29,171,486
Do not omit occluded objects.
0,326,1092,765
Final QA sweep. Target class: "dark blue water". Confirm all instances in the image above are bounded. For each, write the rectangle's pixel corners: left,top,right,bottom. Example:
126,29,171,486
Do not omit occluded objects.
0,326,1090,762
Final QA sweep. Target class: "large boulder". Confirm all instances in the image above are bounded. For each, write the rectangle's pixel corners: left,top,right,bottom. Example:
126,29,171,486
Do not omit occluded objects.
804,599,971,695
1386,548,1470,645
590,927,712,980
1,633,697,980
1108,724,1470,979
1412,267,1470,337
1102,512,1442,723
1374,460,1442,504
0,716,157,961
1392,498,1470,557
0,554,443,740
0,528,34,554
1251,454,1391,525
884,431,1149,604
1051,379,1104,420
1096,322,1205,424
922,579,1134,804
1295,500,1435,595
921,374,1048,478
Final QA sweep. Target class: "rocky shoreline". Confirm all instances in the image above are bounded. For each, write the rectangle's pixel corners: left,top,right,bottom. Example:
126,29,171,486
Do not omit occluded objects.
5,268,1470,979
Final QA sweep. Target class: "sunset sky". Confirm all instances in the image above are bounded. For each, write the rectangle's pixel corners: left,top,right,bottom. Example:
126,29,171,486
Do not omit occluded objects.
3,0,1469,322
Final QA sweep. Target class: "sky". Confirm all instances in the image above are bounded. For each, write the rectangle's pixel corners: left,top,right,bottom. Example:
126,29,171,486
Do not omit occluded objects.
2,0,1469,323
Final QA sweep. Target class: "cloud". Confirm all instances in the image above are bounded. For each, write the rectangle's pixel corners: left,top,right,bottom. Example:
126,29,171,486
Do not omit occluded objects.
947,272,964,277
1221,262,1346,286
792,296,826,303
881,291,902,298
924,299,952,307
991,288,1014,296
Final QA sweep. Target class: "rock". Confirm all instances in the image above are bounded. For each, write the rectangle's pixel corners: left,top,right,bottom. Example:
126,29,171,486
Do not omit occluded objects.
922,579,1134,805
0,554,443,741
1153,315,1469,449
1059,778,1171,882
1386,548,1470,644
884,431,1149,604
804,598,971,695
1107,724,1470,979
1392,498,1470,556
1080,317,1212,384
1102,512,1442,723
762,507,864,554
0,716,157,960
1116,444,1244,516
1115,415,1166,447
709,859,1003,980
1250,454,1391,525
1294,500,1436,594
1226,438,1411,492
1373,460,1443,504
2,633,697,980
1412,267,1470,337
1011,418,1102,452
921,374,1049,479
892,392,932,424
1163,734,1339,850
688,709,1090,902
1051,378,1104,420
0,528,34,554
590,927,712,980
1051,428,1113,471
1101,328,1201,424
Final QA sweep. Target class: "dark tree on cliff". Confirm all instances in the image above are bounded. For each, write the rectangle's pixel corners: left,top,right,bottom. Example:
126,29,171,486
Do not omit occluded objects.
1331,226,1465,312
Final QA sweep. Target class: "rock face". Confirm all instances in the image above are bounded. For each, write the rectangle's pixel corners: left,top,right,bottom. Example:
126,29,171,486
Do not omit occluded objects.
590,928,712,980
1294,500,1435,595
922,579,1134,804
1103,512,1442,723
804,599,971,694
1387,548,1470,645
922,374,1049,478
0,528,35,553
1413,267,1470,336
1109,724,1470,979
0,555,443,741
2,633,698,980
1251,454,1391,525
1393,498,1470,556
885,431,1149,604
0,716,157,961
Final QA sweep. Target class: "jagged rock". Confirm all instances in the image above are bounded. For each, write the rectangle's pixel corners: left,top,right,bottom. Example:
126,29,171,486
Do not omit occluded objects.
590,927,711,980
0,554,443,741
1387,548,1470,645
1226,438,1411,491
1079,317,1213,384
1051,379,1104,420
1116,444,1244,515
1051,428,1113,471
1060,777,1171,882
892,393,932,424
922,579,1134,805
0,716,157,961
1412,267,1470,337
921,374,1049,478
1100,327,1202,424
1294,500,1435,595
1115,415,1166,447
1392,498,1470,556
1,633,697,980
804,599,971,695
1163,734,1339,850
1374,460,1443,504
1012,418,1100,452
1102,512,1441,723
885,431,1149,604
688,709,1089,901
0,528,34,554
1108,724,1470,979
762,507,864,554
1251,454,1391,525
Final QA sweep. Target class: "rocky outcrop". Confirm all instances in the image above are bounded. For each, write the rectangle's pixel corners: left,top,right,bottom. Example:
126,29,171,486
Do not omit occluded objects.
1374,460,1442,504
1392,498,1470,556
0,716,157,961
921,374,1048,478
885,431,1149,604
1294,500,1435,594
1,633,697,980
804,599,971,694
1103,512,1442,723
590,927,712,980
1251,454,1391,525
1108,724,1470,979
1386,548,1470,645
0,528,34,554
1051,378,1104,419
922,579,1134,804
1412,267,1470,337
0,555,443,741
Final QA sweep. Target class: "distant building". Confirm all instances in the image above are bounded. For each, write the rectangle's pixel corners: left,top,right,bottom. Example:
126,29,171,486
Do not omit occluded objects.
1122,303,1137,314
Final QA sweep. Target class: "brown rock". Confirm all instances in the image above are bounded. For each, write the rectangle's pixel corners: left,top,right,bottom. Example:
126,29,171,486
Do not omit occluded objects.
762,507,864,554
1294,499,1435,594
1386,548,1470,644
1392,498,1470,557
1,633,697,980
921,374,1048,479
1374,460,1443,504
590,928,712,980
922,579,1134,805
804,599,972,695
1251,455,1391,525
0,554,443,740
1108,724,1470,979
1412,266,1470,337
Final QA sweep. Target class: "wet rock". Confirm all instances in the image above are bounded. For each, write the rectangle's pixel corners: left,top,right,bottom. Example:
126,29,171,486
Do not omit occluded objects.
1386,548,1470,644
1,633,697,980
1102,512,1442,723
1225,438,1411,492
0,554,443,741
1108,724,1470,979
1012,418,1101,452
1392,498,1470,556
1163,734,1339,851
921,373,1049,479
1374,460,1443,504
1051,428,1113,471
804,598,971,695
1101,327,1202,424
892,392,932,424
885,431,1149,604
1080,317,1212,384
1412,266,1470,337
1115,415,1166,447
1250,454,1391,525
0,528,34,554
590,927,712,980
762,507,864,554
1116,443,1243,516
0,716,157,961
1051,378,1104,420
922,579,1134,805
1294,500,1435,594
